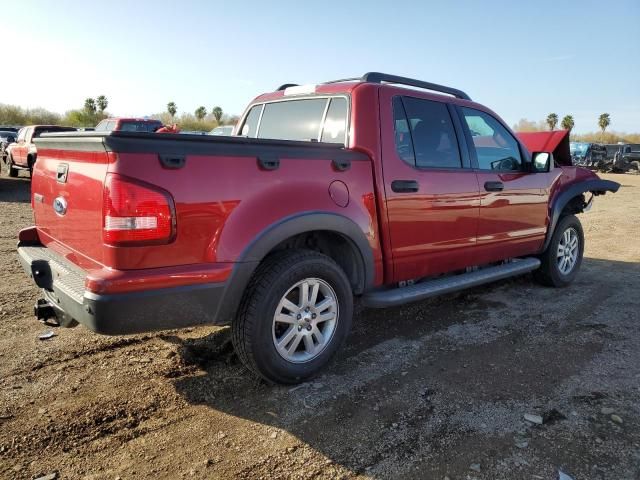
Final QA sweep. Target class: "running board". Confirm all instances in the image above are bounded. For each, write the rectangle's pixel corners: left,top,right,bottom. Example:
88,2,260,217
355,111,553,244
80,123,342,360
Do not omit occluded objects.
362,258,541,308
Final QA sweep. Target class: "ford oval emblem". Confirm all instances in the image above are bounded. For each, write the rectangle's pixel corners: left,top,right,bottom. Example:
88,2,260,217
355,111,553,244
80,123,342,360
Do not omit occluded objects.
53,196,68,216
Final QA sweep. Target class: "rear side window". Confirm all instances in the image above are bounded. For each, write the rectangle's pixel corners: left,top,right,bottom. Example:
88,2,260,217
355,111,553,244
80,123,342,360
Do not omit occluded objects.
320,97,348,144
17,128,26,142
461,107,522,171
258,99,327,142
392,96,462,168
241,105,262,137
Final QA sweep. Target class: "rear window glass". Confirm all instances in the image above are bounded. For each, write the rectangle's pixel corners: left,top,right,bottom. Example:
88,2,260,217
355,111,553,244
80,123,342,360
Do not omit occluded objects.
258,99,327,142
241,97,349,144
119,121,162,132
34,126,76,137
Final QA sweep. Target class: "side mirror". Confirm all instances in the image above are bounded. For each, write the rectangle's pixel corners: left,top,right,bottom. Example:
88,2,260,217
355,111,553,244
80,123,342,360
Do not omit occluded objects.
531,152,551,172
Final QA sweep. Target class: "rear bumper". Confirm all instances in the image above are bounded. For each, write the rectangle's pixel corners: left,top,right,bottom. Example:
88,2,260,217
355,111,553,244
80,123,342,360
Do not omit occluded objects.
17,243,228,335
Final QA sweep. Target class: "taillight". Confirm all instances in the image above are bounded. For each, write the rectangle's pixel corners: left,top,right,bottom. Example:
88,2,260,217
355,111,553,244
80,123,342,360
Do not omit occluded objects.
103,173,175,246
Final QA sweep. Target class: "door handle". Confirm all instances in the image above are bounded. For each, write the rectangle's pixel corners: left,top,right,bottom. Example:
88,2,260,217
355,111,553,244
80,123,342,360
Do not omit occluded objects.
484,181,504,192
391,180,419,193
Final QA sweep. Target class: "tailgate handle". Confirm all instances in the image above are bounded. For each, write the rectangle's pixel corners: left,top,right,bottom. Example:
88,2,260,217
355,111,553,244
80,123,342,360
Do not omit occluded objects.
258,154,280,170
56,163,69,183
159,154,186,169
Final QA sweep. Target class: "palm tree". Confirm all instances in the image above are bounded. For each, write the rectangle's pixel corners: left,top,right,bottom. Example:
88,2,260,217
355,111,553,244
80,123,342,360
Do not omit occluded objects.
96,95,108,113
212,106,223,123
598,113,610,137
167,102,177,120
561,115,574,132
84,98,96,114
195,106,207,121
546,113,558,131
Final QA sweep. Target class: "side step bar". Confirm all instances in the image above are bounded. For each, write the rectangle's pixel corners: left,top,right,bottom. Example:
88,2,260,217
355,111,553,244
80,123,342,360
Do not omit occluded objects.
362,258,541,308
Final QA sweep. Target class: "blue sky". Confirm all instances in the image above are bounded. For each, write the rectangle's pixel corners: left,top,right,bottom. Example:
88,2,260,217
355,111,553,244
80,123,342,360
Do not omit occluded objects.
2,0,639,132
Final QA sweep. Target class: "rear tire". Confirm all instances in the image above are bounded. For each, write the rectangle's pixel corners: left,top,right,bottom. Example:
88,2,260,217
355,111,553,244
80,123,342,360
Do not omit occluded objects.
3,154,18,178
534,215,584,287
232,249,353,384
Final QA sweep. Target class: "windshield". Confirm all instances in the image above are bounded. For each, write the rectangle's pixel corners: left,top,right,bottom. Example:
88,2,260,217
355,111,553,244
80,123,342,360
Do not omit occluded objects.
570,142,589,156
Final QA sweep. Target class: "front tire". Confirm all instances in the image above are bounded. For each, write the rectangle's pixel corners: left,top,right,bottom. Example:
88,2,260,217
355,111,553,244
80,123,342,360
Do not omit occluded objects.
232,250,353,384
534,215,584,287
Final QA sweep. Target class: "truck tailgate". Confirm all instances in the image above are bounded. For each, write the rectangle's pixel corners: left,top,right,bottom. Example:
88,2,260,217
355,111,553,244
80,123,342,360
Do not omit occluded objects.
31,137,111,270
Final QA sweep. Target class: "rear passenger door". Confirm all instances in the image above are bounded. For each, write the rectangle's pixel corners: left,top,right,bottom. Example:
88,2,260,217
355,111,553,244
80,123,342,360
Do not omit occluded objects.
380,90,481,282
457,107,551,262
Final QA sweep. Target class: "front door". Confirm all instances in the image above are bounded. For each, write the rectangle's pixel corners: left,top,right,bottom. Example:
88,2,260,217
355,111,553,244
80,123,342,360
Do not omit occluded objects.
457,106,553,263
380,90,480,282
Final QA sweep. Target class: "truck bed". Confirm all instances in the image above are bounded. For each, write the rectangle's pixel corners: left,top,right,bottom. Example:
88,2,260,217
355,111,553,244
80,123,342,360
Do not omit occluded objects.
31,131,379,292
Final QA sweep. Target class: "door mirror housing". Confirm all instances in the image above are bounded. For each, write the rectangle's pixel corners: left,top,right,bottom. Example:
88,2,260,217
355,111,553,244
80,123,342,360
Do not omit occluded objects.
531,152,551,172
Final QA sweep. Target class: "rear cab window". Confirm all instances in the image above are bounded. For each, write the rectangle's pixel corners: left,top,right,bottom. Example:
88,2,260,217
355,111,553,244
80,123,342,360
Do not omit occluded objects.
239,96,349,145
119,121,162,132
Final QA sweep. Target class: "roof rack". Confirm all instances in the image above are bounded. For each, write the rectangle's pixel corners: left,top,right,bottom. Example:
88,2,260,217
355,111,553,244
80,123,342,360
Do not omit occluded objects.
361,72,471,100
323,72,471,100
278,73,471,100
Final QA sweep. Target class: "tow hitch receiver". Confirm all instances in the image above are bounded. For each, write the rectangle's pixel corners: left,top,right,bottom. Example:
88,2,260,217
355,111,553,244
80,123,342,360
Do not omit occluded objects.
34,298,57,323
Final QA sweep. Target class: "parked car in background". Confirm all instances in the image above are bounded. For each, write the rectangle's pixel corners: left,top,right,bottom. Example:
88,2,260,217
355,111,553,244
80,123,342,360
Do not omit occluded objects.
604,144,620,160
18,72,619,384
95,118,163,133
570,142,608,168
0,129,18,163
3,125,77,178
209,125,234,136
612,144,640,172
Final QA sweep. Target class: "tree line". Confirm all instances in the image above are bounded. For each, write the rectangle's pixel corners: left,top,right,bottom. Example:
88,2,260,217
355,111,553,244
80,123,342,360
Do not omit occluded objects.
0,97,238,131
513,112,639,144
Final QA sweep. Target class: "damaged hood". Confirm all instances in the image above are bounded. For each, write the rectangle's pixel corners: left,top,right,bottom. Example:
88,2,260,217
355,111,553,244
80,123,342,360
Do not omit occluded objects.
516,130,572,166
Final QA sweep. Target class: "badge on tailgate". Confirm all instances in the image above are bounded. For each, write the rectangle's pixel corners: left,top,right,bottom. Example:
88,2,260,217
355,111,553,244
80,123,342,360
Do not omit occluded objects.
53,196,68,216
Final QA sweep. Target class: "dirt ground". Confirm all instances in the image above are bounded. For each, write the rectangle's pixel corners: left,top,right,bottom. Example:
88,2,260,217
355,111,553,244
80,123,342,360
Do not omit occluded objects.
1,172,639,480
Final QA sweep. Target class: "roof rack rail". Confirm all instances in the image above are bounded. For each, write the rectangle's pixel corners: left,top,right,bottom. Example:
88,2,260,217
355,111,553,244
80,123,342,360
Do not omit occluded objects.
361,72,471,100
276,83,299,91
322,72,471,100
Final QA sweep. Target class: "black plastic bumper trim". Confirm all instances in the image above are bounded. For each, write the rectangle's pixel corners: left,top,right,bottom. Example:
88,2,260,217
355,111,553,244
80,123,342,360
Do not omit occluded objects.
18,244,230,335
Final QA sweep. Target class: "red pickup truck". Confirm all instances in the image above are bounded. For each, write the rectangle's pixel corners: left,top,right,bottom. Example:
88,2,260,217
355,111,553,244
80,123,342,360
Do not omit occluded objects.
4,125,77,177
17,73,618,384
